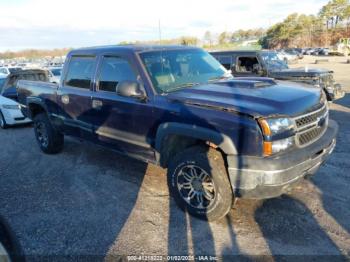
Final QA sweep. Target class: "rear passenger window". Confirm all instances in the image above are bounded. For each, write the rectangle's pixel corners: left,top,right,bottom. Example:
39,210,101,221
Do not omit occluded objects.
65,56,95,89
98,57,137,92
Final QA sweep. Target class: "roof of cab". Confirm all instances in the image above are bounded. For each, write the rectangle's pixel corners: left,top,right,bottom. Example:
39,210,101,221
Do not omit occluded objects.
210,50,260,55
69,44,199,56
210,50,276,55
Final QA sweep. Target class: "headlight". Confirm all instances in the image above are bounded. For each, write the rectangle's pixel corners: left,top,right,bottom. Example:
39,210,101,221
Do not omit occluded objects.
259,118,294,136
258,118,295,156
2,104,20,110
271,137,294,154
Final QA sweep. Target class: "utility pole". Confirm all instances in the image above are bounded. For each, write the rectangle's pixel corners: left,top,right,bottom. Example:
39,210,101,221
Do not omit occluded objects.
158,19,162,45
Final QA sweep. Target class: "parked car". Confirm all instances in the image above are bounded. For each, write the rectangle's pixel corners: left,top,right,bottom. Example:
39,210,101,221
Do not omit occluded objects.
1,69,49,101
47,67,63,83
0,67,22,75
318,48,330,56
0,74,31,128
0,241,10,262
276,50,298,63
0,219,12,262
311,47,330,56
211,50,345,101
18,45,338,221
283,48,304,59
304,48,316,55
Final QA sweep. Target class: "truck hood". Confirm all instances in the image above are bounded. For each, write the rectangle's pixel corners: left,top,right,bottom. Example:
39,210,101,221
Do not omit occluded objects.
166,80,321,118
269,67,332,78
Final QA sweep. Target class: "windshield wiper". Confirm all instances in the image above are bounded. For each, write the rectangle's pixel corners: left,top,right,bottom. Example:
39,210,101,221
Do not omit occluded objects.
208,74,232,82
165,82,201,93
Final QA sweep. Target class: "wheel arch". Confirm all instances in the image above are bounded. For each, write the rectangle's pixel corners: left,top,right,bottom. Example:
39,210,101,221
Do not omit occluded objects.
155,122,237,168
26,97,48,119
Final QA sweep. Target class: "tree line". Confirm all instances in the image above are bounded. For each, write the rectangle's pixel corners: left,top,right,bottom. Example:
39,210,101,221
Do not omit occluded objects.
0,48,71,60
260,0,350,48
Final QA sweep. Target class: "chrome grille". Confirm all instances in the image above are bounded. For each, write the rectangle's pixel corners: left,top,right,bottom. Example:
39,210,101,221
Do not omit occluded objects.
293,103,328,147
298,124,327,146
295,105,328,130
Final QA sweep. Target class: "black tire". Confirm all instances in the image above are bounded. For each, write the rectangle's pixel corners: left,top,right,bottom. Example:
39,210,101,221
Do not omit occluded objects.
33,113,64,154
0,111,7,129
167,146,233,221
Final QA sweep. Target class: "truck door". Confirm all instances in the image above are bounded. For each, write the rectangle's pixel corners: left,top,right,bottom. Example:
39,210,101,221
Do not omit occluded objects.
57,55,96,138
90,54,155,161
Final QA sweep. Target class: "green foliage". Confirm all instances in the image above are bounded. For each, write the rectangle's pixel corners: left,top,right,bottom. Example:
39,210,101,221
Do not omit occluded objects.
218,32,229,45
180,36,199,46
261,0,350,48
231,28,265,42
0,48,72,59
319,0,349,28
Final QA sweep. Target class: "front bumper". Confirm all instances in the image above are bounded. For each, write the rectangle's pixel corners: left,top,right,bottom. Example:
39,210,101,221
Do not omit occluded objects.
2,108,32,126
227,119,338,199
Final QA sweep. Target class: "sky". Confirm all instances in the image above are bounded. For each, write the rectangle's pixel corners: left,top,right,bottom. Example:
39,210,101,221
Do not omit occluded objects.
0,0,329,52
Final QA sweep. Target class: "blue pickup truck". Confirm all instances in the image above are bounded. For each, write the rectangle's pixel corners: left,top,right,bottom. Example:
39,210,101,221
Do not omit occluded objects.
17,45,338,221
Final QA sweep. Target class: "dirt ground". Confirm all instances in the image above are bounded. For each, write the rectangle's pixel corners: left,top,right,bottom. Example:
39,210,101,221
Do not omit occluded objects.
0,56,349,261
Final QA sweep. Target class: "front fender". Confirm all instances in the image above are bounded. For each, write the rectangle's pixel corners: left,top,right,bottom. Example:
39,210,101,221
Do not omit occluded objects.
25,97,48,119
155,122,238,165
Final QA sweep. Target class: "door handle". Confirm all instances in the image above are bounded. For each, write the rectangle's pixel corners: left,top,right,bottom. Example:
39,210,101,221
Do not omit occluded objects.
61,95,69,105
92,99,103,109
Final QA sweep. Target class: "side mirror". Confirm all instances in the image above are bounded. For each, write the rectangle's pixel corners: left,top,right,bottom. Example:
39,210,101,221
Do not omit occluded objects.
116,81,146,100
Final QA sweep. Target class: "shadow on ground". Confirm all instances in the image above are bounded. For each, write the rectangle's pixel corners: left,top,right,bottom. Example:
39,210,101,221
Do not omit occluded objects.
255,195,347,261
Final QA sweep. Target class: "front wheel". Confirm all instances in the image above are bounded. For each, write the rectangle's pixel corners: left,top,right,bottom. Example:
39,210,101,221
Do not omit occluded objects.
167,146,233,221
33,113,64,154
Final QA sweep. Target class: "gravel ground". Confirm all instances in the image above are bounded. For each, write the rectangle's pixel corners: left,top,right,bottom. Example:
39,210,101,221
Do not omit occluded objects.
0,56,350,261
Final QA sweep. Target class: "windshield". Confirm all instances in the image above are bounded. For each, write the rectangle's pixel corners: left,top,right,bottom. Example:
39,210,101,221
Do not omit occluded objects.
140,49,231,93
51,68,62,76
260,51,289,71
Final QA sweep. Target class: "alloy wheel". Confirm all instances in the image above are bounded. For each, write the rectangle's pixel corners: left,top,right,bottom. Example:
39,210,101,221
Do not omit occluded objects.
176,165,216,209
35,122,49,147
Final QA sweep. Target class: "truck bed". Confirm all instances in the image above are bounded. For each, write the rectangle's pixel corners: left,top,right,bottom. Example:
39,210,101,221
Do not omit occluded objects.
17,80,58,117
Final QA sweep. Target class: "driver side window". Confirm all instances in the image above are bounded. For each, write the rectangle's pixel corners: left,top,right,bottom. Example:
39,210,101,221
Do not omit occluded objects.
98,56,137,93
236,56,260,74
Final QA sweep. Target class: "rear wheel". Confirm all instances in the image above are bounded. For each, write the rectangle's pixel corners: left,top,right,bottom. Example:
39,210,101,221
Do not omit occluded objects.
0,111,7,129
167,146,233,221
33,113,64,154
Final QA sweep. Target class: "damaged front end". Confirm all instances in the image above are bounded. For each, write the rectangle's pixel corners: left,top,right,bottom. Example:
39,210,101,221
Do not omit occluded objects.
316,74,345,101
275,73,345,101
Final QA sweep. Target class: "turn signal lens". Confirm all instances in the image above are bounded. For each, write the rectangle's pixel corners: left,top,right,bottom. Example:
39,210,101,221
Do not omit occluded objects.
263,142,272,156
258,119,271,136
